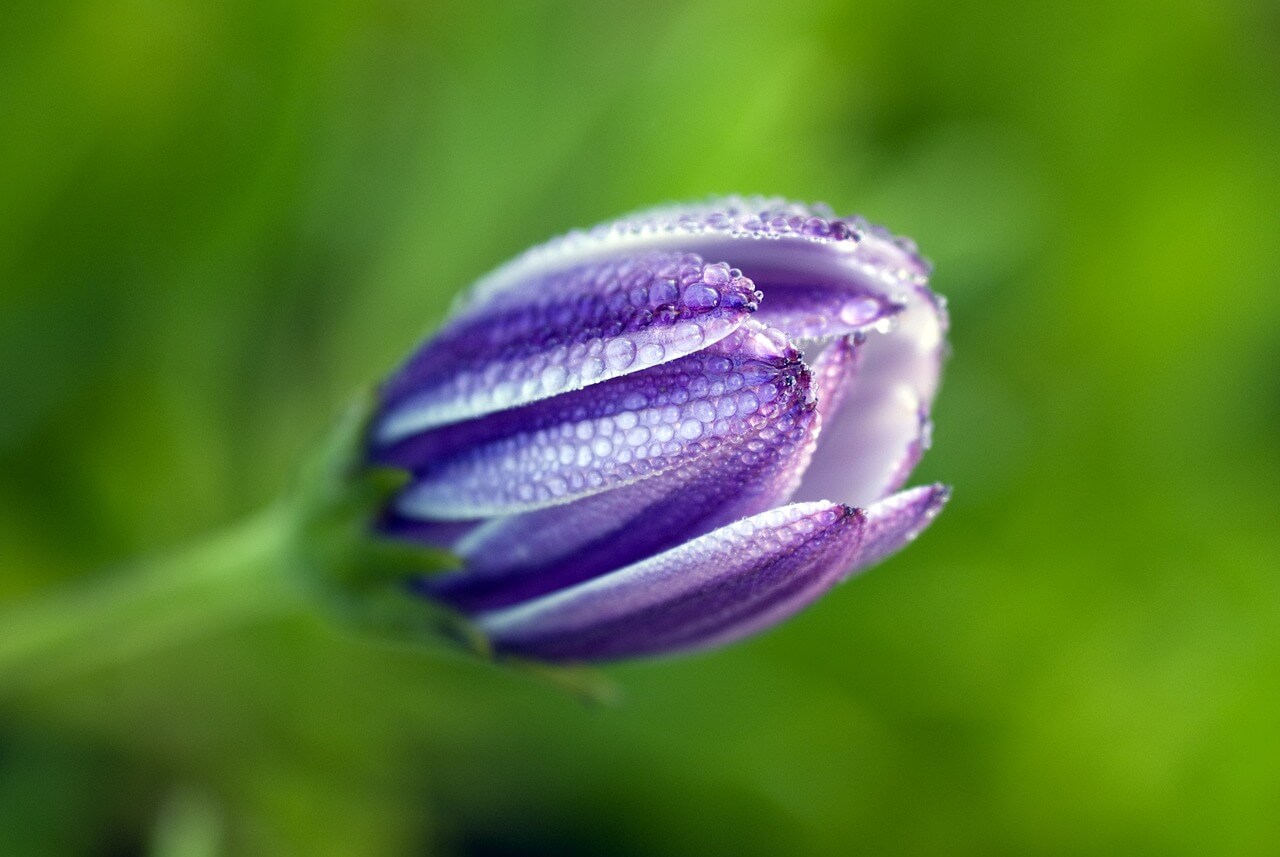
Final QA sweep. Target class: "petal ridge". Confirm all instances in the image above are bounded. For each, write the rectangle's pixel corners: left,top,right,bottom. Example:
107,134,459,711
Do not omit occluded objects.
384,321,813,519
374,251,758,441
476,501,866,661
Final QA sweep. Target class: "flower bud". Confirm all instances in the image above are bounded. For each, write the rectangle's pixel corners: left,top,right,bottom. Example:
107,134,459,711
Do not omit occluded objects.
363,197,950,661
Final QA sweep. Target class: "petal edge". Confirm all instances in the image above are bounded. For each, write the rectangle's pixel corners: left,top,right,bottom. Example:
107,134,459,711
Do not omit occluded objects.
476,501,866,661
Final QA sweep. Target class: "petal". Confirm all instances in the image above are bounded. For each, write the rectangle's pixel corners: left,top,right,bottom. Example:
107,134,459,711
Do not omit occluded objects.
419,396,820,612
373,251,758,442
376,514,480,551
808,333,863,420
793,284,947,507
843,483,950,579
384,321,812,520
475,501,866,661
471,196,927,342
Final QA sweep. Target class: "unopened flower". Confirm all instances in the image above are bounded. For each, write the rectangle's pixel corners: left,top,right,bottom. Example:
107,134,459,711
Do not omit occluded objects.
365,197,949,661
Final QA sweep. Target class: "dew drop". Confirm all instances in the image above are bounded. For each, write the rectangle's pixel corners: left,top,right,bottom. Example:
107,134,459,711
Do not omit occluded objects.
682,283,720,310
666,322,705,353
703,263,731,286
541,364,568,390
839,297,883,328
638,341,666,364
802,217,832,238
491,382,516,408
605,337,638,370
650,277,679,305
873,316,897,334
690,400,715,422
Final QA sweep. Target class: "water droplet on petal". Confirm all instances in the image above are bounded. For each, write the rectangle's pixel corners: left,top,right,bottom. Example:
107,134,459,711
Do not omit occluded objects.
626,426,651,446
638,342,665,364
541,364,568,390
703,263,731,286
666,322,705,352
682,283,720,309
839,297,883,328
605,337,638,370
679,418,704,440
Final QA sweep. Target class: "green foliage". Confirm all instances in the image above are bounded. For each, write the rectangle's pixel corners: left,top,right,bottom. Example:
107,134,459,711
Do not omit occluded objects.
1,0,1278,855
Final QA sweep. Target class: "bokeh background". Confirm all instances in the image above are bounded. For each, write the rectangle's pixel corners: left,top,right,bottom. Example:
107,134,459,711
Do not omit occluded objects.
3,0,1279,854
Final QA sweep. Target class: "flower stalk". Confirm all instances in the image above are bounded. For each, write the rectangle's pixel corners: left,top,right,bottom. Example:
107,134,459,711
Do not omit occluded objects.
0,504,300,696
0,399,462,697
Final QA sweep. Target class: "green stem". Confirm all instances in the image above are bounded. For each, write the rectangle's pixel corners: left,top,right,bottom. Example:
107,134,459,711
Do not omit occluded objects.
0,503,303,697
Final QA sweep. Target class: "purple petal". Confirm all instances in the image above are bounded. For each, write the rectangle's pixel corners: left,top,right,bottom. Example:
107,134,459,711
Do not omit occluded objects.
843,483,950,578
808,334,863,421
384,322,812,520
792,283,947,507
419,397,821,612
373,251,758,441
472,196,927,342
475,501,866,661
483,197,930,285
748,265,902,340
376,514,480,551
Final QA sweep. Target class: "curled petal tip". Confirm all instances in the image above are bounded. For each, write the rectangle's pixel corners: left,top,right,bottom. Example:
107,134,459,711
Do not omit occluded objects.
842,483,950,581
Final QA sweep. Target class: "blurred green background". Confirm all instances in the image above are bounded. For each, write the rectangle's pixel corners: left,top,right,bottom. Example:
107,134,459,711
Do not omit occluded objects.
2,0,1278,854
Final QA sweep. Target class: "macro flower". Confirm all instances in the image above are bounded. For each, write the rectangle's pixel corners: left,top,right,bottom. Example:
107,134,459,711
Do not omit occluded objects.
366,197,949,662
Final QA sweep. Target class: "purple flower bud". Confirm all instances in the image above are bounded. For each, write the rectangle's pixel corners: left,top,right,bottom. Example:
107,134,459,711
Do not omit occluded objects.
367,197,949,662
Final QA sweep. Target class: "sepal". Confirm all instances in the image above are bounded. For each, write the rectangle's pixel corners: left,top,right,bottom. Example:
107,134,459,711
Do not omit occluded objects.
286,394,614,699
286,392,479,653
